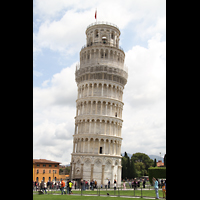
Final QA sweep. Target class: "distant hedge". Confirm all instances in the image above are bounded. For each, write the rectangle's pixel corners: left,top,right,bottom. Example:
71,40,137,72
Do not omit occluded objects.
148,167,166,184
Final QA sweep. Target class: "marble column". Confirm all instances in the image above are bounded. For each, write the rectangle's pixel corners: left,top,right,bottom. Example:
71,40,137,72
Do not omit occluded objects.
90,164,94,180
101,165,105,185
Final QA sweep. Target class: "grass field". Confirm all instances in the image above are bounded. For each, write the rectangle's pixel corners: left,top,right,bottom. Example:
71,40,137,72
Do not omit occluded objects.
33,195,157,200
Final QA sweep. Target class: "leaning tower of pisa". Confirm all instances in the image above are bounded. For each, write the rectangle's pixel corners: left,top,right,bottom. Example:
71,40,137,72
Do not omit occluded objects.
70,22,128,187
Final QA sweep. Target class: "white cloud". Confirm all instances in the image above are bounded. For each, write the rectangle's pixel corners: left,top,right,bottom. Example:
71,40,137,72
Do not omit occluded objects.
33,70,43,77
33,0,166,55
121,33,166,156
42,79,50,87
33,63,77,164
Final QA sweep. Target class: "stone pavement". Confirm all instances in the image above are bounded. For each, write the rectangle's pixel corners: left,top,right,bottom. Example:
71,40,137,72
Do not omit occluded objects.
48,193,165,199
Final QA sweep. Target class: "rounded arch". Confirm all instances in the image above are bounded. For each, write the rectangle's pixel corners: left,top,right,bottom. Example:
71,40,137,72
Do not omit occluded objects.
101,34,108,44
88,37,93,46
94,157,103,165
83,157,92,164
105,158,112,165
74,156,82,164
95,29,99,38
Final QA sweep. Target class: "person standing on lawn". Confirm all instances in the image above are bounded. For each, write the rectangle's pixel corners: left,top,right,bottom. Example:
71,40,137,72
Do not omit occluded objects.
164,180,166,199
69,180,73,194
123,180,126,190
143,179,146,188
61,179,65,195
152,177,159,199
162,180,166,199
133,179,137,190
108,179,110,188
94,180,97,189
114,179,117,190
41,180,44,193
67,180,69,194
44,181,47,194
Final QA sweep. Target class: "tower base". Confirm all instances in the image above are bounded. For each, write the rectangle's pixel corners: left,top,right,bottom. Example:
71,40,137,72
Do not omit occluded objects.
71,154,122,187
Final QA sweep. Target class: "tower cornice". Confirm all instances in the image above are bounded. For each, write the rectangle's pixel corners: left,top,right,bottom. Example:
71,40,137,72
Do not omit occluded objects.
86,21,120,36
76,96,124,105
74,115,123,123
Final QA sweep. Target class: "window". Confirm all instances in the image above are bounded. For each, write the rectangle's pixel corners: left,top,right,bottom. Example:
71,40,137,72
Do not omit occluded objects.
55,165,57,167
49,164,51,167
43,170,45,174
49,170,51,173
100,147,102,154
37,169,39,174
111,32,114,39
37,164,40,167
102,36,107,44
43,164,46,167
95,30,99,38
115,112,117,117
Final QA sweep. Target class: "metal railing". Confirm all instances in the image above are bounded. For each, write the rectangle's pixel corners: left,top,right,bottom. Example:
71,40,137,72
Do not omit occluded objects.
33,182,164,199
81,41,124,52
86,21,120,30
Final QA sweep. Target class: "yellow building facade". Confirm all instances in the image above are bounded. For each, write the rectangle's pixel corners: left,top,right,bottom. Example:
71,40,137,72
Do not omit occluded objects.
33,159,61,182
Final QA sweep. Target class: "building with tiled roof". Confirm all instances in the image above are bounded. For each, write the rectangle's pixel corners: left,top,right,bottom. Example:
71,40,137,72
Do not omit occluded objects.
156,160,164,167
33,159,61,182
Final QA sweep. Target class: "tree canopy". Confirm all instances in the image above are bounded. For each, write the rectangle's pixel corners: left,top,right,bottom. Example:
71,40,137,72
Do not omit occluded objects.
121,152,154,180
131,152,154,171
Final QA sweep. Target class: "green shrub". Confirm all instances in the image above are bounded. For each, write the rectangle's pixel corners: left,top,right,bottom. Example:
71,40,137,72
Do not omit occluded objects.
148,167,166,184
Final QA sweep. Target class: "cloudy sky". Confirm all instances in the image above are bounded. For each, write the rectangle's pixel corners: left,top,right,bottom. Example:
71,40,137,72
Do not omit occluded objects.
33,0,166,165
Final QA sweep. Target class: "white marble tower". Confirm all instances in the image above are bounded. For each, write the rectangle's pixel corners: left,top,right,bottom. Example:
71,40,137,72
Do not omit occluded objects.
70,22,128,187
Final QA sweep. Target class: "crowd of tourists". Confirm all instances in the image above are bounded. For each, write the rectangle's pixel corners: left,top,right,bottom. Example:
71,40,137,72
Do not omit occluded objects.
33,180,73,195
80,179,118,190
125,178,146,189
33,178,166,198
80,179,97,190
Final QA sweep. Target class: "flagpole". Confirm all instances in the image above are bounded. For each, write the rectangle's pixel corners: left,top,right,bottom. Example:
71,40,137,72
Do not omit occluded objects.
95,8,97,24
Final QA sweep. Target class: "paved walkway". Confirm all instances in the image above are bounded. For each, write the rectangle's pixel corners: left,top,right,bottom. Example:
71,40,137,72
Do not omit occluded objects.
35,193,165,199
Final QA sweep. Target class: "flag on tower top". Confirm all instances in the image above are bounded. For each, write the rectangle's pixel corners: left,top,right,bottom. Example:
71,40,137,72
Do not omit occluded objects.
95,9,97,19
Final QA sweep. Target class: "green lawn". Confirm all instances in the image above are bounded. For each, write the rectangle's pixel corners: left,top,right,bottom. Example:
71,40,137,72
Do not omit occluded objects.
33,195,156,200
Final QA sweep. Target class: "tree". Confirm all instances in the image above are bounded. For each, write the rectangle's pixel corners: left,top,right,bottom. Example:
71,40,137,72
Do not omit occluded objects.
164,154,166,167
130,158,137,179
135,162,145,171
154,159,157,167
122,152,128,180
127,156,131,179
131,153,154,172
